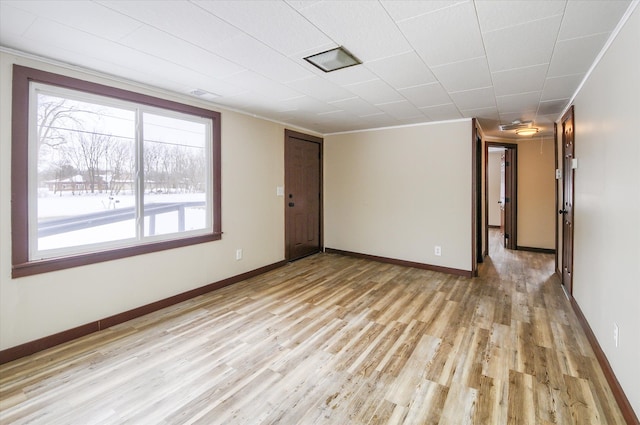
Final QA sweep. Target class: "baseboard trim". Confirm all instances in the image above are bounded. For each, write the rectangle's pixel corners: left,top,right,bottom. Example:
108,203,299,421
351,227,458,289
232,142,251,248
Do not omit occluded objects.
516,245,556,254
568,294,639,424
0,260,288,365
325,248,473,278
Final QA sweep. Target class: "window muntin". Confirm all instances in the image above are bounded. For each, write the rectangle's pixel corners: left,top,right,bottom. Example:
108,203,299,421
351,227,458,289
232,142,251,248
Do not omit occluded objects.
12,65,221,277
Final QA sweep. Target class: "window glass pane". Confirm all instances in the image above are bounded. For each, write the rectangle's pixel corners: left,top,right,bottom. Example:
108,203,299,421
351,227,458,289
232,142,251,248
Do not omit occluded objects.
142,112,209,238
35,91,136,255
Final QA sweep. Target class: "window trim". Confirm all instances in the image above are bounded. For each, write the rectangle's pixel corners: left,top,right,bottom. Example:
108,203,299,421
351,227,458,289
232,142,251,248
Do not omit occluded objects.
11,65,222,278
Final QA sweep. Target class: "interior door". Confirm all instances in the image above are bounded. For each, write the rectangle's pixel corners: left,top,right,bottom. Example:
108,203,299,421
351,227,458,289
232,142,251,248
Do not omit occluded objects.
285,130,322,261
560,106,575,294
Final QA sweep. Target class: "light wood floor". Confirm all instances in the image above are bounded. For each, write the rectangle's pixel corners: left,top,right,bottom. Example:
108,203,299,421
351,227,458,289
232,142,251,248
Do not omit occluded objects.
0,231,625,424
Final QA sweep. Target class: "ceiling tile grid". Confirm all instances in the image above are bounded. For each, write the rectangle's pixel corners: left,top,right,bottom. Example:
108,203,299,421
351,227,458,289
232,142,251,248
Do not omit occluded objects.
0,0,634,137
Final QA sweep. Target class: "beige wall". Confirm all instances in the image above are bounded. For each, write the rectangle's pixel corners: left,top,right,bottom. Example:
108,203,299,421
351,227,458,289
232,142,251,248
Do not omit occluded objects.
566,4,639,414
324,120,473,272
487,151,502,227
0,52,303,350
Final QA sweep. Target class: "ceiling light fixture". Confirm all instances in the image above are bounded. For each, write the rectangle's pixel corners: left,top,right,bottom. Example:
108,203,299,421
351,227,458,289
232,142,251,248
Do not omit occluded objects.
515,127,539,136
304,47,361,72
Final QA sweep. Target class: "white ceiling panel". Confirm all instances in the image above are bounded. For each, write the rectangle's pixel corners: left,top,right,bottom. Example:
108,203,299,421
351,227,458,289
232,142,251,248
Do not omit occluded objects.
483,15,562,72
420,103,464,121
496,91,541,113
344,79,404,105
397,1,485,66
431,56,492,92
547,32,611,77
541,73,584,101
328,97,383,117
380,1,468,22
449,87,496,110
374,100,425,120
120,26,246,79
6,0,142,41
558,0,631,40
475,0,566,33
399,83,453,108
0,0,631,136
296,1,411,62
98,0,241,46
365,51,437,90
286,76,354,103
491,64,548,96
460,106,500,120
193,0,333,57
0,3,37,37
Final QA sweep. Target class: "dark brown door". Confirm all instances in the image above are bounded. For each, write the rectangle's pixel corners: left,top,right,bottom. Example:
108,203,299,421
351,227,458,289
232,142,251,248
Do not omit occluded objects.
285,130,322,261
503,147,517,250
560,106,575,294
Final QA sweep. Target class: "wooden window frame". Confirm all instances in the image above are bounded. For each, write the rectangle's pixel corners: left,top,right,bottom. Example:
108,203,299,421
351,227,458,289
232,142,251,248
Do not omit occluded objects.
11,65,222,278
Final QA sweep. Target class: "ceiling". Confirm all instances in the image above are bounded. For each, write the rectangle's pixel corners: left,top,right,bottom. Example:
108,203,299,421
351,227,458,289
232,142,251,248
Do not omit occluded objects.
0,0,634,138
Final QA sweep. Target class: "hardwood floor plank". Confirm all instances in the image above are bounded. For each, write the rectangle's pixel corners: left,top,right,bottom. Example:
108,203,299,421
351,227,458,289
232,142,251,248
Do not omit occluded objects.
0,230,628,424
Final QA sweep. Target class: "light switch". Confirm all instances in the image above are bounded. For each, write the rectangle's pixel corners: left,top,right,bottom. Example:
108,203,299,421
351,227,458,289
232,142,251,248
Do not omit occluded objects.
555,169,562,179
276,186,284,196
571,158,578,169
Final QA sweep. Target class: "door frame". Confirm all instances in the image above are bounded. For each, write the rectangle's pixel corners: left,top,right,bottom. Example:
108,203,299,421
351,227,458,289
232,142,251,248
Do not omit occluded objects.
485,141,518,252
284,129,323,261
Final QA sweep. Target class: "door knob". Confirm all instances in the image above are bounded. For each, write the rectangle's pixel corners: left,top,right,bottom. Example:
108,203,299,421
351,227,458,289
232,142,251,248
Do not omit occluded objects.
559,209,568,214
288,202,295,207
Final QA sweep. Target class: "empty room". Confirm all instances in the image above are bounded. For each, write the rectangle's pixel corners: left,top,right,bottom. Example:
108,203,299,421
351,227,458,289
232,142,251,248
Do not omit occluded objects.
0,1,638,424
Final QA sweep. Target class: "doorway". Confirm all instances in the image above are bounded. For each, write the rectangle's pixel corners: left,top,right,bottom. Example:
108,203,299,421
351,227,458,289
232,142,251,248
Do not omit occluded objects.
485,142,518,252
284,129,323,261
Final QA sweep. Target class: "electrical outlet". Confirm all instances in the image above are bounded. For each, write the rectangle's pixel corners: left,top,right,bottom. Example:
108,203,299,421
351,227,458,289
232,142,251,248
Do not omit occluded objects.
614,323,619,348
235,248,243,261
434,246,442,256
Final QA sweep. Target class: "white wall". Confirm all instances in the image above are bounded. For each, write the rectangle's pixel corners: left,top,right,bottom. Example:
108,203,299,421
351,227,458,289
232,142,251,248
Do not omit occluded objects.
324,120,472,272
0,52,301,350
487,151,502,227
567,4,640,414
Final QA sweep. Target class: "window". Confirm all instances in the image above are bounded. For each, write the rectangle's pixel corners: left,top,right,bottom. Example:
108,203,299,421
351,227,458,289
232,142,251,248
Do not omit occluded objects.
12,66,221,277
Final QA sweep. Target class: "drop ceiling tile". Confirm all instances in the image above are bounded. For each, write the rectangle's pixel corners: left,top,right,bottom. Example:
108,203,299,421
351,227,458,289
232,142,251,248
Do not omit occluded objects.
499,111,537,124
538,99,569,115
0,3,37,36
547,32,610,77
541,73,584,101
491,64,548,96
449,86,496,110
193,0,333,57
98,0,240,45
483,15,562,72
419,103,463,121
431,56,492,92
211,33,312,83
475,0,566,33
345,79,404,105
374,100,425,120
7,0,141,41
275,96,341,115
121,26,245,78
286,76,355,103
397,1,485,66
221,70,303,101
380,0,467,22
459,106,500,120
328,97,383,117
558,0,631,40
398,83,452,108
296,1,411,62
365,51,437,89
496,91,541,113
317,63,378,86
